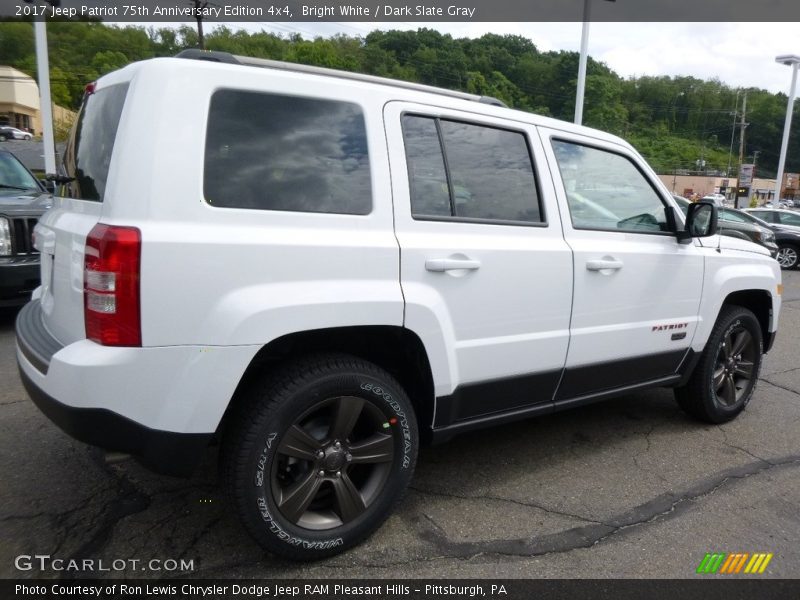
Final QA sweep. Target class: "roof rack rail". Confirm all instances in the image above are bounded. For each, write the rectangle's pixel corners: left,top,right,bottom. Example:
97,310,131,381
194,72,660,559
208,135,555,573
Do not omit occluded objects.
175,49,508,108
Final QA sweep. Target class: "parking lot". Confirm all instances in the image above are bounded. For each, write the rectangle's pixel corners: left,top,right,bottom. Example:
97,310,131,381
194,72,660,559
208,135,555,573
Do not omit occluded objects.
1,272,799,579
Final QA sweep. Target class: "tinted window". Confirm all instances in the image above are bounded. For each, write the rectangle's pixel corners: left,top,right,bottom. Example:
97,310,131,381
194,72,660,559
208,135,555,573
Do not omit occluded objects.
552,140,668,233
402,116,450,217
63,84,129,202
204,90,371,215
719,208,748,223
750,210,776,223
778,212,800,226
402,115,542,224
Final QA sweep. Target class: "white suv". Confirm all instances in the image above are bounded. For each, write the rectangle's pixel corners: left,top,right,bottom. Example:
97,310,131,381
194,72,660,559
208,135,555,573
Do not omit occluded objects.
16,51,781,560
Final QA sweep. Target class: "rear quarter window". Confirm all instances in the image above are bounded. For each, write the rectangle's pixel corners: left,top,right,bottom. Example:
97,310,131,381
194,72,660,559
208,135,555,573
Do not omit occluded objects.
204,90,372,215
62,84,129,202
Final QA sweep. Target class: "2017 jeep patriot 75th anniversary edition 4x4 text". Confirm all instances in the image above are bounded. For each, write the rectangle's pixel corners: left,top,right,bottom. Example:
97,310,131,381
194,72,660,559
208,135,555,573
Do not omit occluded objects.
16,50,781,560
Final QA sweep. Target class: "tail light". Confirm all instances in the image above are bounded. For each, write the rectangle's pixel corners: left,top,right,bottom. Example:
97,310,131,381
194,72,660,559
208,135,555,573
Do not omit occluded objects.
84,224,141,346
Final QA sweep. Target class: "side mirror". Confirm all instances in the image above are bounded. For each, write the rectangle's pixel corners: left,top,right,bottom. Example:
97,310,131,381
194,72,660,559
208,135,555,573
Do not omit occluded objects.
39,178,56,194
677,200,718,242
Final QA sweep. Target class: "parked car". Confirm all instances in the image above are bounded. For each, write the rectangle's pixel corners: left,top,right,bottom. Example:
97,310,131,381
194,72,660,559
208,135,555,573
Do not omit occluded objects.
16,50,782,561
701,193,726,206
0,126,33,141
672,196,778,257
0,149,50,306
746,208,800,231
742,208,800,269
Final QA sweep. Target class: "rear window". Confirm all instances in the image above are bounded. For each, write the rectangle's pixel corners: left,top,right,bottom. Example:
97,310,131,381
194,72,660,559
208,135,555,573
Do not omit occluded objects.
204,90,372,215
62,84,129,202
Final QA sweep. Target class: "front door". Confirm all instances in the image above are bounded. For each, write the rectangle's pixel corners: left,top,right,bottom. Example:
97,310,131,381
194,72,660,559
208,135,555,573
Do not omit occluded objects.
539,127,705,400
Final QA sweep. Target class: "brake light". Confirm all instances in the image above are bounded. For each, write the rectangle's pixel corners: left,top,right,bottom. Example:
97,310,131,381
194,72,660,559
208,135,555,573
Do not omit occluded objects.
84,81,96,96
84,224,141,346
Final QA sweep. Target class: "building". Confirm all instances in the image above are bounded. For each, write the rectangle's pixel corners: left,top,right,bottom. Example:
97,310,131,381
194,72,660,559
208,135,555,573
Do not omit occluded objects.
0,65,41,134
658,174,738,199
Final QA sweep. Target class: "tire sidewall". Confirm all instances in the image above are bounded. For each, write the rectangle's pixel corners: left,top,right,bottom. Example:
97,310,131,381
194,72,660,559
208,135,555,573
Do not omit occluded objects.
239,367,417,558
703,312,762,419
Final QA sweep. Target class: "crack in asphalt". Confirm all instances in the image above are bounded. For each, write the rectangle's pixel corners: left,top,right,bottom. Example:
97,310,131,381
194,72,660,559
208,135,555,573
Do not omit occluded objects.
59,456,152,579
760,378,800,397
398,454,800,563
408,486,605,526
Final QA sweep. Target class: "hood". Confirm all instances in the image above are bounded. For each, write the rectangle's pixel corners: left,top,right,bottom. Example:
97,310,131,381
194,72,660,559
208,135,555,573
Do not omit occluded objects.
0,189,52,215
699,234,770,256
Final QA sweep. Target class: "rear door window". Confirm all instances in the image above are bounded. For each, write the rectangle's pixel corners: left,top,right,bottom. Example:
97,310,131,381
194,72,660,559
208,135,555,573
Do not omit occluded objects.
204,90,372,215
401,114,543,224
62,84,129,202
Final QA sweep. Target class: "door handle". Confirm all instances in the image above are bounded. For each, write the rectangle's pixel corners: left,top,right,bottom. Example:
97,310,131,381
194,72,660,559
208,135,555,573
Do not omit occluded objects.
586,258,624,271
425,258,481,272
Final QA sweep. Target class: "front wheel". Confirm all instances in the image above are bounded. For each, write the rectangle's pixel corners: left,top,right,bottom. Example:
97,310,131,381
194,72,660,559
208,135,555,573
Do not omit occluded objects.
776,245,799,270
675,306,763,423
222,354,418,560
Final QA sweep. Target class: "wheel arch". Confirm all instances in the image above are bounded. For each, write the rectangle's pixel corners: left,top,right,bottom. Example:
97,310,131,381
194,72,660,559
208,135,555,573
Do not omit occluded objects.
721,289,773,348
220,326,436,439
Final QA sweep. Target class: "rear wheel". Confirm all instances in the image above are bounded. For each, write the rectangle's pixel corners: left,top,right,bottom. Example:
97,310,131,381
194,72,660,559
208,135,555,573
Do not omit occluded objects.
0,134,7,142
222,354,418,560
675,306,762,423
776,244,799,270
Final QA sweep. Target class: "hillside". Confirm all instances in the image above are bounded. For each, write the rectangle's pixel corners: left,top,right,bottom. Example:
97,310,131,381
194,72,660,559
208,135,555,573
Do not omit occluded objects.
0,21,795,176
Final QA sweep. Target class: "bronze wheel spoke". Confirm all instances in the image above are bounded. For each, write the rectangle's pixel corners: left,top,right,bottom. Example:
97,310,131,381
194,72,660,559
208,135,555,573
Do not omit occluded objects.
349,433,394,464
332,473,366,522
279,425,323,460
278,471,322,524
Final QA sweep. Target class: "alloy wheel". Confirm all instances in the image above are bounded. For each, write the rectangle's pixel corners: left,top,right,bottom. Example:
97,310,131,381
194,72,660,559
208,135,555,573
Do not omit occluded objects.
270,395,394,530
777,246,798,269
713,325,756,407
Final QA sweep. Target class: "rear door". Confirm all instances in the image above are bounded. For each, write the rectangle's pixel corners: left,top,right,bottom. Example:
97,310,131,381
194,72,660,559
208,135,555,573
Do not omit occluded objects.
539,128,704,399
36,82,129,344
385,102,573,424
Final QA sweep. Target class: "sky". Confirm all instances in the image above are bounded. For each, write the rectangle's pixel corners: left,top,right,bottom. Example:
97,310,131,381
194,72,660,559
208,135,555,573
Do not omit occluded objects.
213,21,800,95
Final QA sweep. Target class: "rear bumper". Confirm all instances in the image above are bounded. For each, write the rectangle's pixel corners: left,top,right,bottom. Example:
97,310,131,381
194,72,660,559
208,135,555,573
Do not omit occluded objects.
18,367,211,477
0,256,40,307
15,300,260,477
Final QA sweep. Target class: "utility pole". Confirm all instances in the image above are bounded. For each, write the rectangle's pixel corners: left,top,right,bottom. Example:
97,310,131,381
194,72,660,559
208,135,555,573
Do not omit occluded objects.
738,91,748,167
726,89,740,176
191,0,209,49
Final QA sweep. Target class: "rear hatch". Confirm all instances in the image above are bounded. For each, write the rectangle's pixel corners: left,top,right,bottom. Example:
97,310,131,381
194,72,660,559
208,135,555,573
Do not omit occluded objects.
36,82,129,345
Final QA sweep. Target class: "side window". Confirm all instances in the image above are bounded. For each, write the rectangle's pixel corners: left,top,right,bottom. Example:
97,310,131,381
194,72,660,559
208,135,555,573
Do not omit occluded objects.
204,90,371,215
402,115,543,224
401,116,451,217
778,212,800,227
551,140,669,233
752,210,776,223
720,209,747,223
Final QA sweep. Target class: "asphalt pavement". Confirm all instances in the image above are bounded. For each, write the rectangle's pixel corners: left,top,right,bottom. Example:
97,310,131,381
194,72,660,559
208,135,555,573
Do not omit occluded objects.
1,272,799,579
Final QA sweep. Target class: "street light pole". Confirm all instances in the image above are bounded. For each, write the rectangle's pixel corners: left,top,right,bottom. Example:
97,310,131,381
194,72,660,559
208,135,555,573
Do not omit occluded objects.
774,55,800,204
574,0,591,125
34,20,56,177
574,0,616,126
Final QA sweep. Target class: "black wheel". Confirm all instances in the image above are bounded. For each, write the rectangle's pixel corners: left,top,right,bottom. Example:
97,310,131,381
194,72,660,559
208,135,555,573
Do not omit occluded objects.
675,306,762,423
222,354,418,560
776,244,799,270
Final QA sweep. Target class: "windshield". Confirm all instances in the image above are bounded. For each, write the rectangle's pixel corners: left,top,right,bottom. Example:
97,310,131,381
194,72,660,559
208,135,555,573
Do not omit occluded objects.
0,152,40,191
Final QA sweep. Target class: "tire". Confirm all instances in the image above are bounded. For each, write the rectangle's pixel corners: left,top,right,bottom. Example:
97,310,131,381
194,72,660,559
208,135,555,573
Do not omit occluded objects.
674,306,762,423
0,134,7,142
776,244,799,270
23,135,32,141
222,353,418,561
